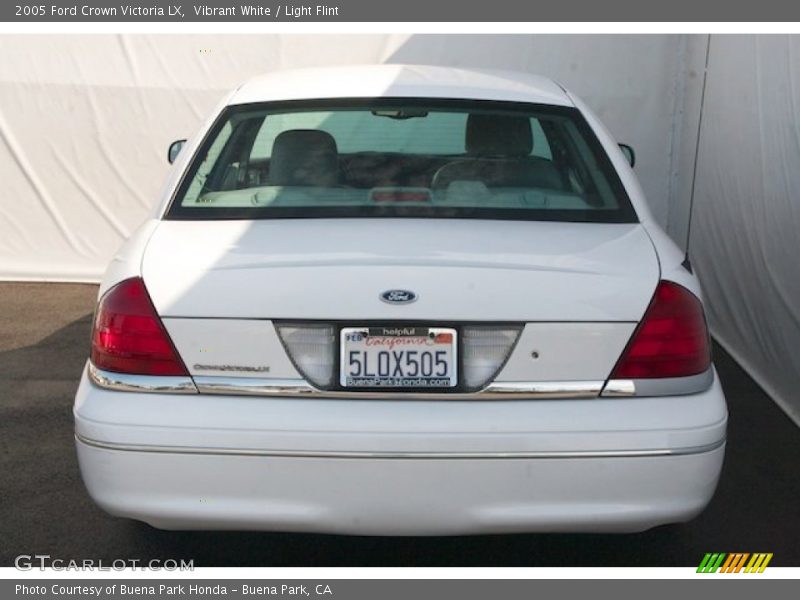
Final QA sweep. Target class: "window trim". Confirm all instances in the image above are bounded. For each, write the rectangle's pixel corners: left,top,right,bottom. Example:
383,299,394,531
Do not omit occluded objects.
164,98,639,224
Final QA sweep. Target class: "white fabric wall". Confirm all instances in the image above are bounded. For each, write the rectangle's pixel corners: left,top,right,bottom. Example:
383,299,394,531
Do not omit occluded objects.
689,35,800,423
0,34,693,281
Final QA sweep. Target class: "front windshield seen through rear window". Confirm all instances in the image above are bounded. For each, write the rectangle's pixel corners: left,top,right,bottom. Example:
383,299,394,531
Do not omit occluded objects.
168,99,636,223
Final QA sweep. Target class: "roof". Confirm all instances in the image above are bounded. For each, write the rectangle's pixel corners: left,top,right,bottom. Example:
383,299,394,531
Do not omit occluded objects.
228,65,573,107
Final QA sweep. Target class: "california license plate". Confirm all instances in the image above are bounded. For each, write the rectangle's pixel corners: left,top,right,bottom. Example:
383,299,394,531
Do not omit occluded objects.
340,326,458,388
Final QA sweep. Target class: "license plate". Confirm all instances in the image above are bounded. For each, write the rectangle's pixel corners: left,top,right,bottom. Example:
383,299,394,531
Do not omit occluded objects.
340,326,458,388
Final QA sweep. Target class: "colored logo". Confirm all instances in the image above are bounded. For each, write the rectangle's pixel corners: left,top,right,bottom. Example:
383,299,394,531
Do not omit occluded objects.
697,553,773,573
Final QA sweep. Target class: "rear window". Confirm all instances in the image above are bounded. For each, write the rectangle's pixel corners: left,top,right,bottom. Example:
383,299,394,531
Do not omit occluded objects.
168,99,636,223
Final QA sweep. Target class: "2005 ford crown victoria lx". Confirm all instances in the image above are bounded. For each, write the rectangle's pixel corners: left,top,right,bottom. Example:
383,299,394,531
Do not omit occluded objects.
74,65,727,535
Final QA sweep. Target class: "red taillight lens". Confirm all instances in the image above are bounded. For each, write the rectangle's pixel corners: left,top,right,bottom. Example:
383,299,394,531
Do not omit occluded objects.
90,277,188,376
611,281,711,379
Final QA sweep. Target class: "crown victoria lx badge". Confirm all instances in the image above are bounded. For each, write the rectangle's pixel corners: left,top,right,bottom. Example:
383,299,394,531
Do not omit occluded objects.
380,289,417,304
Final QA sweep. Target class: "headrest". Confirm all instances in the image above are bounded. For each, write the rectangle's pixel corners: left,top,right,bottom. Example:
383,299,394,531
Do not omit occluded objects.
465,114,533,157
269,129,338,186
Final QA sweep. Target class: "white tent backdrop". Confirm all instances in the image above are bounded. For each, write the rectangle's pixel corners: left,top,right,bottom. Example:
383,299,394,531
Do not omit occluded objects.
689,35,800,424
0,34,797,422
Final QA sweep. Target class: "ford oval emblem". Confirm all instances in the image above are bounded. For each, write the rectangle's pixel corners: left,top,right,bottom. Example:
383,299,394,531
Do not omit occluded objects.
380,289,417,304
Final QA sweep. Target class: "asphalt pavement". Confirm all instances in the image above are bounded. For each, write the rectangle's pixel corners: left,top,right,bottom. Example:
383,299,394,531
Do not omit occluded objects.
1,282,798,567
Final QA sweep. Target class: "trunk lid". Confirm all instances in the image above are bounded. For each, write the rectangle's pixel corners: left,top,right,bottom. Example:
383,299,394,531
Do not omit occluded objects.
142,218,658,322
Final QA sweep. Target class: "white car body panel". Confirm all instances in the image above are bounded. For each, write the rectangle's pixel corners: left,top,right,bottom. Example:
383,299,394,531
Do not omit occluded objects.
495,322,636,382
74,65,727,534
97,219,160,297
77,442,724,535
163,318,302,380
228,65,573,108
563,91,702,294
74,370,726,534
141,219,658,322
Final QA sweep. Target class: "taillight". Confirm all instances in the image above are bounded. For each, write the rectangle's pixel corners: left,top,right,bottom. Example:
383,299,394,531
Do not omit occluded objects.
90,277,188,376
610,281,711,379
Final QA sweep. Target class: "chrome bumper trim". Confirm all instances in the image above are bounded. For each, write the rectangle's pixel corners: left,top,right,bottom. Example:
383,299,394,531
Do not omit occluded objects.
192,376,604,400
601,368,715,398
89,361,602,399
87,362,715,401
88,363,197,394
75,433,726,460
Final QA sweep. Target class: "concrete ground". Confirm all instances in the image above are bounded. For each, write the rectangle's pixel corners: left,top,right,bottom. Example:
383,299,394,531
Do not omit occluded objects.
1,282,798,567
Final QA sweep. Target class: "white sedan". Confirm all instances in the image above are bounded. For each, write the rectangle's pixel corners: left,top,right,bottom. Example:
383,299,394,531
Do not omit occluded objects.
74,65,727,535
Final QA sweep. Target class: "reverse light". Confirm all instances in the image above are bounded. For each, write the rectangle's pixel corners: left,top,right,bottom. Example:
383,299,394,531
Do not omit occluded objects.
611,280,711,379
276,324,336,388
462,326,521,389
90,278,188,376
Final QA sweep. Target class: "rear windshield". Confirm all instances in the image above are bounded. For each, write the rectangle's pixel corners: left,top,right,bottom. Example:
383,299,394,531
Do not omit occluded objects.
167,99,637,223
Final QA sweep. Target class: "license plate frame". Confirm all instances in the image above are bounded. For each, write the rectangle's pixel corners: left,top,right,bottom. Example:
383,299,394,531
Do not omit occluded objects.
339,326,458,389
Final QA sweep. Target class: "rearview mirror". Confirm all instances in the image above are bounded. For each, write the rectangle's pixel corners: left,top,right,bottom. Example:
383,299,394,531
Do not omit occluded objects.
619,143,636,168
168,139,186,164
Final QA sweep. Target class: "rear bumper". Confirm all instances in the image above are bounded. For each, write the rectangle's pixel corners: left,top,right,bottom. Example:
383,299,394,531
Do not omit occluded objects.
74,365,727,535
76,437,724,535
